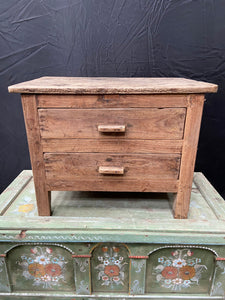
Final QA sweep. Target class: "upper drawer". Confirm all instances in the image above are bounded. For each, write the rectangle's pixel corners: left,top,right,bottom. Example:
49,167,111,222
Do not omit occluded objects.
38,108,186,140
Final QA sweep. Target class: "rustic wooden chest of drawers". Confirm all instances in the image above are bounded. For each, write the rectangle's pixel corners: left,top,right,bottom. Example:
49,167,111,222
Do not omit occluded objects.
0,170,225,299
8,77,217,218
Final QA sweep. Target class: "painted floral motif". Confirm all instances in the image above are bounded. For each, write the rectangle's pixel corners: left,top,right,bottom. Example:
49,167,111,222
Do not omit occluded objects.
17,246,67,289
154,249,207,291
161,266,178,279
95,245,127,286
131,259,145,273
12,195,37,216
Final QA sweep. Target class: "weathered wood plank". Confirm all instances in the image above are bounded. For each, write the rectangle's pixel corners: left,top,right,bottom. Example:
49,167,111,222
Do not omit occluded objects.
37,94,189,108
173,95,205,219
21,95,51,216
46,179,178,193
42,138,183,154
193,173,225,220
38,108,186,140
8,77,218,94
187,189,219,220
44,153,180,180
0,216,225,233
0,293,219,299
0,170,32,215
3,179,37,217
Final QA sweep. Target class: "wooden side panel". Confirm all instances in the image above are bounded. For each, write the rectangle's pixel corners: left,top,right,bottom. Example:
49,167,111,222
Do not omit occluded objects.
44,153,180,181
21,95,50,216
37,94,189,108
42,139,183,154
38,108,186,140
173,95,205,219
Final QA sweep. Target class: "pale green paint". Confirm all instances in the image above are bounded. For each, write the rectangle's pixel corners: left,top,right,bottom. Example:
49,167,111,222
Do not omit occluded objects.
0,257,11,292
91,244,129,293
211,261,225,296
74,257,90,294
0,170,32,215
130,259,146,295
146,247,215,294
0,293,224,299
7,245,75,292
194,173,225,221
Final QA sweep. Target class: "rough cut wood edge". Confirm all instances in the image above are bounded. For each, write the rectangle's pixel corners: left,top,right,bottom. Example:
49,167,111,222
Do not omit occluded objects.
41,139,183,154
8,77,218,94
0,170,32,215
21,95,51,216
37,94,190,108
173,95,205,219
193,172,225,220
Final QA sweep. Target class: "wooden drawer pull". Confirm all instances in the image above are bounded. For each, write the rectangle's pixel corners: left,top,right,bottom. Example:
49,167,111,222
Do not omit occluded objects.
98,125,126,133
99,166,124,175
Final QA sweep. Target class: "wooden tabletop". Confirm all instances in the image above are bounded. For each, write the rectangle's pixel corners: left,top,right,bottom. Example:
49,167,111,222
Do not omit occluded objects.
8,77,218,94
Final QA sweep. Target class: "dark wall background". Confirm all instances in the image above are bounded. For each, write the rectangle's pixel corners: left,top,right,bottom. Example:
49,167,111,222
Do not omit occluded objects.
1,0,225,197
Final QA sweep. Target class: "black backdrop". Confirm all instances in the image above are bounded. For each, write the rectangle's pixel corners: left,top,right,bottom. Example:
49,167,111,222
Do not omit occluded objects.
1,0,225,197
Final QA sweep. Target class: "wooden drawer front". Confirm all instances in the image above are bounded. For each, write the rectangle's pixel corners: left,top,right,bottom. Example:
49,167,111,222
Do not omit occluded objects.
39,108,186,140
44,153,180,192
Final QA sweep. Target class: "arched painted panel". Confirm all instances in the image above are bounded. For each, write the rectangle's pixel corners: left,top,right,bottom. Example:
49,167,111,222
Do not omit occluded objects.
91,243,129,293
146,247,215,294
7,245,75,292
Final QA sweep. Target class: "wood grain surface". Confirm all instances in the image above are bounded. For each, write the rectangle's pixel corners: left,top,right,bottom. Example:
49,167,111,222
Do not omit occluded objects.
173,95,205,219
44,153,180,181
46,178,178,193
38,108,186,140
8,77,218,94
12,77,217,218
37,94,190,108
41,138,183,154
21,95,51,216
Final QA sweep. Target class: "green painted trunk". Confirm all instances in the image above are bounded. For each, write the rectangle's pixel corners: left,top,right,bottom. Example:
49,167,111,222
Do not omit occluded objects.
0,171,225,299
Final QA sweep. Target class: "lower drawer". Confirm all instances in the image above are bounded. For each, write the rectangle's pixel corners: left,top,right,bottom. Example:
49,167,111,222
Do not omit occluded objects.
44,153,180,192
